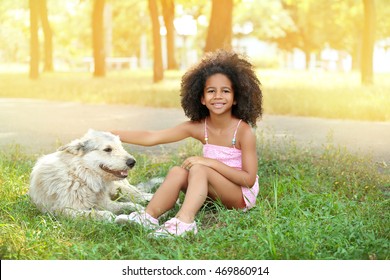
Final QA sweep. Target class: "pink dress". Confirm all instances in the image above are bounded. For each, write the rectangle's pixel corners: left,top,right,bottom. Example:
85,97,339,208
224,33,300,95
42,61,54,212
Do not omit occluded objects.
203,119,259,210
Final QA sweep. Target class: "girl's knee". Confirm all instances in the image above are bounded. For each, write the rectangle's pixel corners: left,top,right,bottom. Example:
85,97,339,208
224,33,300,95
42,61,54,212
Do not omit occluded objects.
166,166,189,185
189,164,208,175
187,164,210,183
169,165,188,176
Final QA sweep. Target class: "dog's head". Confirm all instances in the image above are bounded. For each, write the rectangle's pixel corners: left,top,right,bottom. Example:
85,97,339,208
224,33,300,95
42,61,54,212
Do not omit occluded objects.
58,129,136,180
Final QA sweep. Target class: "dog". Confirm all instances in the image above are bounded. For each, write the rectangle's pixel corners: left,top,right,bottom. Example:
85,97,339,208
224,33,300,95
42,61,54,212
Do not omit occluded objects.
29,129,154,221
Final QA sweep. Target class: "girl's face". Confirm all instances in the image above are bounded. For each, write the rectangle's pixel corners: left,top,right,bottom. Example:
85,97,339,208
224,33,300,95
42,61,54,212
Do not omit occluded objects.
201,73,235,116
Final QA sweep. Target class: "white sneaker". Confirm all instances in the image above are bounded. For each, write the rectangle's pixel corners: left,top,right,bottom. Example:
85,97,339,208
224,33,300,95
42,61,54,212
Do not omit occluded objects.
150,217,198,238
115,211,159,230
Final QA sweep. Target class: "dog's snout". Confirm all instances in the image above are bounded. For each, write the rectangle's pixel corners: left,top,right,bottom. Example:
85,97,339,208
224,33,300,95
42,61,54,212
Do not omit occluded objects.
126,158,136,168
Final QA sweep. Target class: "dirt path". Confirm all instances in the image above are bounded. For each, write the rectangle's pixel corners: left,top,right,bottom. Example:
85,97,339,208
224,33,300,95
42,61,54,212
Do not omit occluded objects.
1,98,389,163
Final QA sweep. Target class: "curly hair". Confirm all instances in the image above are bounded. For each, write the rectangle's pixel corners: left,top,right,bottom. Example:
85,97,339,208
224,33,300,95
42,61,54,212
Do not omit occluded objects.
180,49,263,127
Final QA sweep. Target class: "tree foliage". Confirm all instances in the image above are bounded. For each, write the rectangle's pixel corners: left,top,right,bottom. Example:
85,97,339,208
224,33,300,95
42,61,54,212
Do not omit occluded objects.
110,1,148,58
1,0,389,82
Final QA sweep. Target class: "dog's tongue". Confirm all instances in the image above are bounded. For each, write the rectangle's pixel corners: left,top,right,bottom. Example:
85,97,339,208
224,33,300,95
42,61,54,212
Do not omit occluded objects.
120,170,128,177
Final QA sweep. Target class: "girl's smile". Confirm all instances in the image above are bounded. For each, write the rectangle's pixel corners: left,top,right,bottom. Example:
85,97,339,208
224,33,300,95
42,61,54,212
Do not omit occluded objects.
211,102,226,109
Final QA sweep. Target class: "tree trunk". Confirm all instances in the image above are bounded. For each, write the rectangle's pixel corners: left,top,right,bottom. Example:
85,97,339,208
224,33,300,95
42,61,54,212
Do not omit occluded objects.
148,0,164,82
304,49,311,70
92,0,106,77
38,0,53,72
204,0,233,52
29,0,40,79
361,0,376,85
161,0,177,70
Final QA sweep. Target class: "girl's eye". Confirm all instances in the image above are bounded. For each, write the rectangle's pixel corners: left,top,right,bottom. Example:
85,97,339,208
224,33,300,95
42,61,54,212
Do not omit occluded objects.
103,147,112,153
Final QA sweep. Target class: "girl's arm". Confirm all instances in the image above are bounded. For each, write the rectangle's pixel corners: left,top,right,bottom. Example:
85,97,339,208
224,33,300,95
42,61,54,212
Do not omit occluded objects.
111,121,196,146
182,124,258,187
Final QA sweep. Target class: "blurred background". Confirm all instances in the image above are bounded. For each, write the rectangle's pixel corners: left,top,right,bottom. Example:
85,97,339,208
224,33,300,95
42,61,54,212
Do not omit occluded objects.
1,0,389,126
0,0,389,83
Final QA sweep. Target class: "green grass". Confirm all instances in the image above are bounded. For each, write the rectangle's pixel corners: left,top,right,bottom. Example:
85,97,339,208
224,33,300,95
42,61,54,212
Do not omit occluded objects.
1,137,388,260
0,70,389,121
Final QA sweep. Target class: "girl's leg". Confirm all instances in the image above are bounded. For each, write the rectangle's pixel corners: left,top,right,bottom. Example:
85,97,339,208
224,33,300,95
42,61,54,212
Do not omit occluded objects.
145,166,188,219
175,164,245,223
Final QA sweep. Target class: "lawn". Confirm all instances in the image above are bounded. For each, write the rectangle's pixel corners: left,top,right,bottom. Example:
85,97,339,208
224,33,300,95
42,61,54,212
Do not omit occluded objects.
0,137,388,260
0,70,389,121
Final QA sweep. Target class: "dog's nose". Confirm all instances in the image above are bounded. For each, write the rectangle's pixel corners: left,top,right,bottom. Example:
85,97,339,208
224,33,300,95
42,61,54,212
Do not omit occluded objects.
126,158,136,168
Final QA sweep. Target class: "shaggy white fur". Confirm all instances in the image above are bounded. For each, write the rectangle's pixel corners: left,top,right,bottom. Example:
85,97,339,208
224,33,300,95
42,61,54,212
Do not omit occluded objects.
29,130,153,221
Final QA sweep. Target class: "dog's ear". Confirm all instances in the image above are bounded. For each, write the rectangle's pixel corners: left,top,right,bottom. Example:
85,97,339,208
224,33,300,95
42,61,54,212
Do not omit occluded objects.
87,129,97,136
58,139,87,155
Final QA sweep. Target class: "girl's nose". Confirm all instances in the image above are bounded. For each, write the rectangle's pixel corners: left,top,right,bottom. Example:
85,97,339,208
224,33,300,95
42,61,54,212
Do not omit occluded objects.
215,90,223,98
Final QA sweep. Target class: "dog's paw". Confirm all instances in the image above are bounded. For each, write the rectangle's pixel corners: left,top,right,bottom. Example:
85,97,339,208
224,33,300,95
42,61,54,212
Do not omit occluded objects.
106,214,116,222
115,214,130,225
120,202,145,212
97,210,116,222
136,177,164,192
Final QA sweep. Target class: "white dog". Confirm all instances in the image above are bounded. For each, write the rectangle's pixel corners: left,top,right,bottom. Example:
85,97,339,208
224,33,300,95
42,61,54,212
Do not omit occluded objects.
29,130,154,221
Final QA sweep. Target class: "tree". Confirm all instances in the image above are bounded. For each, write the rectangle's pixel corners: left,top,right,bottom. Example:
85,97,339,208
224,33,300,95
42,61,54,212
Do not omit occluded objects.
92,0,106,77
28,0,53,79
204,0,233,52
38,0,53,72
29,0,39,79
110,1,147,59
148,0,164,82
161,0,177,69
361,0,376,85
269,0,363,70
274,0,328,69
235,0,293,41
376,0,390,39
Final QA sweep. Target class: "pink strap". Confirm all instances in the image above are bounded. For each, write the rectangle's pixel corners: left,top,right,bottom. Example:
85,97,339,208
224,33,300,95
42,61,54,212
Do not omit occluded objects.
232,119,242,148
204,118,242,147
204,119,209,144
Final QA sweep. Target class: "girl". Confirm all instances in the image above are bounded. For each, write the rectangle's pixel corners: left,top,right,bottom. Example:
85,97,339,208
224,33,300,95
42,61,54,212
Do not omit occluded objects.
112,49,263,237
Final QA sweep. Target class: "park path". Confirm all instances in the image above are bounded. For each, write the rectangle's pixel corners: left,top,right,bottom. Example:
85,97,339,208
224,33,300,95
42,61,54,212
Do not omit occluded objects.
0,98,389,163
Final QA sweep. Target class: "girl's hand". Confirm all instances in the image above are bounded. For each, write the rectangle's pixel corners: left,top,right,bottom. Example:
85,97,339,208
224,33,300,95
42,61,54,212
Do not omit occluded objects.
181,156,212,170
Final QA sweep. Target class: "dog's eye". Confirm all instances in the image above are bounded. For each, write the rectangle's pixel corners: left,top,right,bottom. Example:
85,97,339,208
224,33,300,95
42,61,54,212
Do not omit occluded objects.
103,147,112,153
